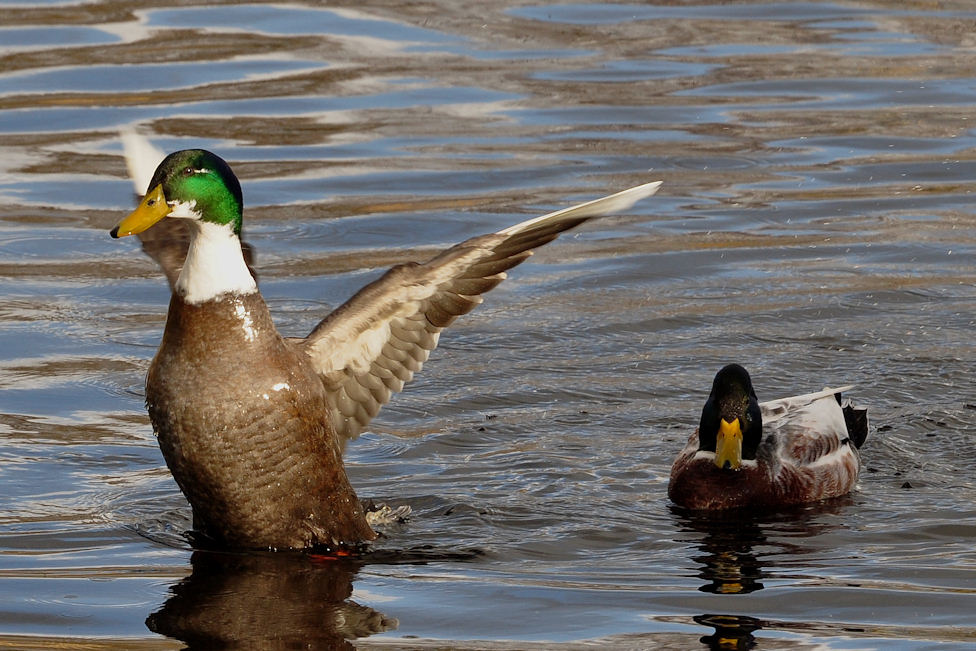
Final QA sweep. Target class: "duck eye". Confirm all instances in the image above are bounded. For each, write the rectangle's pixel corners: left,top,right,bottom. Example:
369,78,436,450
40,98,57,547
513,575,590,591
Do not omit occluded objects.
183,167,194,176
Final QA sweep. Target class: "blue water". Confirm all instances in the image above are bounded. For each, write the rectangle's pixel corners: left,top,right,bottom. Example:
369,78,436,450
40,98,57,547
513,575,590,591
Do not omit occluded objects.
1,1,975,648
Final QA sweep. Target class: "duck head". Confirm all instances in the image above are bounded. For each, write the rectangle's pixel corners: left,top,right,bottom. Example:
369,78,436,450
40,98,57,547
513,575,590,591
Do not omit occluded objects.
697,364,763,470
110,149,243,238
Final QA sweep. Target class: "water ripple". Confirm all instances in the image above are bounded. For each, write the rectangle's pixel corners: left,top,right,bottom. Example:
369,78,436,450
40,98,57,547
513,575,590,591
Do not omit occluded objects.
3,0,976,647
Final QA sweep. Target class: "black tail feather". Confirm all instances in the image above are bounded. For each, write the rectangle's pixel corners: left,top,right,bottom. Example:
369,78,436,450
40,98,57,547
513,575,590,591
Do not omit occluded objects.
842,403,869,449
833,390,869,449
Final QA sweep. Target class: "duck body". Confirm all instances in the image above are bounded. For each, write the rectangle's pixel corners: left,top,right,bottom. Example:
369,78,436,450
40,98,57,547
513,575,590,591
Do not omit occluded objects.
668,364,867,511
148,291,375,550
113,141,661,550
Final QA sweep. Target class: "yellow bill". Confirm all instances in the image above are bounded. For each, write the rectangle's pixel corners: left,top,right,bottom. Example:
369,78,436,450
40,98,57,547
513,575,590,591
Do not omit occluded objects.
714,417,743,470
110,184,169,238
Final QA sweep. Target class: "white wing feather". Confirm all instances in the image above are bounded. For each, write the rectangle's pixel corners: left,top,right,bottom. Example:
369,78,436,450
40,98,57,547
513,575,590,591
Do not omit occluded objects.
303,182,662,446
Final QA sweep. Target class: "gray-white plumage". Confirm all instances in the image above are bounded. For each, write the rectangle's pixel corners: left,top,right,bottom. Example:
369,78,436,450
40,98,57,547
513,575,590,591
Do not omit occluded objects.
301,181,662,445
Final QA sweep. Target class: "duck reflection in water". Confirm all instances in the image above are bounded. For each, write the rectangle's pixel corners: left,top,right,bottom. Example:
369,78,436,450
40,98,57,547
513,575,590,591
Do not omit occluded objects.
675,498,851,596
147,549,396,649
676,508,767,595
695,614,762,651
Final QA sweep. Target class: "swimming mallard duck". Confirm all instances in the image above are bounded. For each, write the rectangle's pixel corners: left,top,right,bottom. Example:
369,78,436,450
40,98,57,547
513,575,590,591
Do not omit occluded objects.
668,364,868,510
110,142,660,551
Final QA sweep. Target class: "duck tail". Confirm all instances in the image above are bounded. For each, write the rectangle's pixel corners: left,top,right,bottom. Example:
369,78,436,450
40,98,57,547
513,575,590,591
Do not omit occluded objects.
841,400,869,449
831,389,869,449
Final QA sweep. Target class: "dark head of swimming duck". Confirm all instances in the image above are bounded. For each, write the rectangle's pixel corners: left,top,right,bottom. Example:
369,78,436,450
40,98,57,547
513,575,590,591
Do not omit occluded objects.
696,363,763,470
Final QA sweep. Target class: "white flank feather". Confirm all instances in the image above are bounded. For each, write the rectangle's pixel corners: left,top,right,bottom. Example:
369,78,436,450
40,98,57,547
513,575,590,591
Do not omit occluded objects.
760,385,854,425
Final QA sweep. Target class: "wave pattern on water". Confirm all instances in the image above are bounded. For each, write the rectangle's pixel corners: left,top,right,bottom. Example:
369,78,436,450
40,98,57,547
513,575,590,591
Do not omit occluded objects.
1,0,975,648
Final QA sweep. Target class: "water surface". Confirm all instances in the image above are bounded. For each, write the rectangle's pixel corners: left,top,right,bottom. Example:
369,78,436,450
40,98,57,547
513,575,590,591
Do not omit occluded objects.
1,1,975,648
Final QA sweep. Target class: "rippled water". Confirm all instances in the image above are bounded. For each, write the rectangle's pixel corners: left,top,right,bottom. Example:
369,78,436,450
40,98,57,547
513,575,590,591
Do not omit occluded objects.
2,0,975,648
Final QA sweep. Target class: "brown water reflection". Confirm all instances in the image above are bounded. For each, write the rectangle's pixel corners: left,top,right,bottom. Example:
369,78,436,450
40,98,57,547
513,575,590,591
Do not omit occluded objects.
675,499,854,596
2,0,976,648
147,551,396,650
681,513,768,595
695,614,763,651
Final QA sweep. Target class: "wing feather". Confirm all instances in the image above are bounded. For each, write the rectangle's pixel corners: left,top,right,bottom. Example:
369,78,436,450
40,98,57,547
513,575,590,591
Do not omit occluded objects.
301,181,662,446
761,387,857,468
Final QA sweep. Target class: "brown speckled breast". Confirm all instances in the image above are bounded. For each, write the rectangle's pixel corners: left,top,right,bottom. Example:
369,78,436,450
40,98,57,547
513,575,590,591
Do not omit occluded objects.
146,292,376,550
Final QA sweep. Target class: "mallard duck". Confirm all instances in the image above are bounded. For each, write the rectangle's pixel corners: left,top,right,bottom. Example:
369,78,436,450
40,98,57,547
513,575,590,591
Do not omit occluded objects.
110,142,660,551
668,364,868,510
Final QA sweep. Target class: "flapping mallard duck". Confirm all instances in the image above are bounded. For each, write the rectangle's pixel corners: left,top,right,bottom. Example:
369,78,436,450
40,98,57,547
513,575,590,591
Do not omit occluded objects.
668,364,868,510
111,141,660,550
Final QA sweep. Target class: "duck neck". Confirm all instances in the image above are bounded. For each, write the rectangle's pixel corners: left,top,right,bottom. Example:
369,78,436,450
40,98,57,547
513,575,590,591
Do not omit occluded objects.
176,220,257,304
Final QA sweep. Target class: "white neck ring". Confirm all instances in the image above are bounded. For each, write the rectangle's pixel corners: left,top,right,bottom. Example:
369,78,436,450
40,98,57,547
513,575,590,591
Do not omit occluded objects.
175,217,257,304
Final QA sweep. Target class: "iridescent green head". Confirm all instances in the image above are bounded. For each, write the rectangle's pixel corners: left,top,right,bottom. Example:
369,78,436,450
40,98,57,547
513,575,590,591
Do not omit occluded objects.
110,149,243,238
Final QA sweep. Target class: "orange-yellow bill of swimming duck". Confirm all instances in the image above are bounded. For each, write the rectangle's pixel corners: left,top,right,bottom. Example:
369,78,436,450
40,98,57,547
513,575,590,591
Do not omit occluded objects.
669,364,868,510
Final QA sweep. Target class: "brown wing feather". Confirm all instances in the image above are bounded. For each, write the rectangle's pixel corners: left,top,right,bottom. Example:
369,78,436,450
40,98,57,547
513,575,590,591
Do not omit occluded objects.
300,182,662,447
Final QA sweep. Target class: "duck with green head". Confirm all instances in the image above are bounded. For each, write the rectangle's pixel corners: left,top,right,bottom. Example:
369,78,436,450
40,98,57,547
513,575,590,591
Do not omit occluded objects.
112,149,256,302
112,143,661,551
668,364,869,510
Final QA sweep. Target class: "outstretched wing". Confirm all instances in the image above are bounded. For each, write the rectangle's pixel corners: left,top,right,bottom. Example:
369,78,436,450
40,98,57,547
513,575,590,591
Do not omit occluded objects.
122,129,165,194
300,182,662,447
